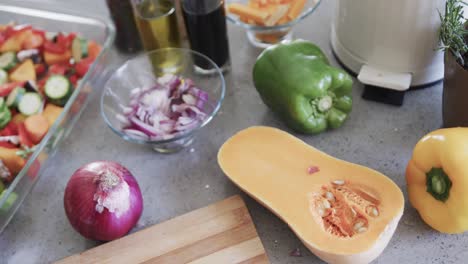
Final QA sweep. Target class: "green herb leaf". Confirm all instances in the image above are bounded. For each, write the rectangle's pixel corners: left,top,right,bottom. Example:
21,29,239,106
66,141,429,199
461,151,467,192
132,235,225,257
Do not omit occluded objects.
439,0,468,68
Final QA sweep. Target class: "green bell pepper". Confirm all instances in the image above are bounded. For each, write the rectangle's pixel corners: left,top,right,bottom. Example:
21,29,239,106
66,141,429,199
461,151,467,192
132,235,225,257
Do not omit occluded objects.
253,40,353,134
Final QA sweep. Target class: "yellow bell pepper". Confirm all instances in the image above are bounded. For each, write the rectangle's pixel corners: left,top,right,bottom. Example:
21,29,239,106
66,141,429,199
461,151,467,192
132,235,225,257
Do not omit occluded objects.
406,128,468,233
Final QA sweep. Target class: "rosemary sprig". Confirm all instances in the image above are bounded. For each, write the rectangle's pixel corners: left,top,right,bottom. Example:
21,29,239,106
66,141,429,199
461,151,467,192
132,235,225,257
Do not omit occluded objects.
439,0,468,67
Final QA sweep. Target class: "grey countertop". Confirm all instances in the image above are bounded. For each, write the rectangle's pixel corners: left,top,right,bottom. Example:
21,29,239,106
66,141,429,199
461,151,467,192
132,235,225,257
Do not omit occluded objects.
2,0,468,264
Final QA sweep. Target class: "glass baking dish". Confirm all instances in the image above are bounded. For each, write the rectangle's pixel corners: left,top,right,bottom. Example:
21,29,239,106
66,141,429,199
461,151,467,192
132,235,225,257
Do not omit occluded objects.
0,4,115,233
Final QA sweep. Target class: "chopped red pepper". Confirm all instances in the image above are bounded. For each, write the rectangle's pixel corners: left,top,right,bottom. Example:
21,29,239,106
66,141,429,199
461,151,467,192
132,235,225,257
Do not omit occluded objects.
87,41,101,59
10,108,17,117
75,57,94,78
0,32,6,46
0,122,18,136
0,142,17,149
43,40,67,54
56,33,76,49
48,64,68,75
23,30,45,49
0,25,33,47
69,74,79,86
34,64,47,76
27,158,41,180
2,25,31,39
12,24,32,34
37,75,50,91
18,122,34,148
0,82,26,97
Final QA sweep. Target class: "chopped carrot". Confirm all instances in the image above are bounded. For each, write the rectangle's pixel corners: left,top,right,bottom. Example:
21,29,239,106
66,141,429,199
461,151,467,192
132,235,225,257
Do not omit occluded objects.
42,104,63,127
248,1,260,8
251,0,268,6
265,4,290,26
228,3,270,24
12,113,27,125
0,147,25,180
0,142,16,149
230,0,305,27
87,41,101,59
277,15,290,25
24,114,49,144
44,50,71,65
287,0,306,20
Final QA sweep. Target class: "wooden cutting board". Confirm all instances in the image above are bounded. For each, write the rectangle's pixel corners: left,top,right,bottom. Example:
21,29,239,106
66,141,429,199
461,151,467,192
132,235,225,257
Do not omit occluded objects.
56,195,269,264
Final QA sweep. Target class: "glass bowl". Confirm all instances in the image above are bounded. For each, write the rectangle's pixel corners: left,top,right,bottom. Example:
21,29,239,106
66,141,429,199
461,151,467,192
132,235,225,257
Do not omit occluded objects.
101,48,225,153
226,0,322,48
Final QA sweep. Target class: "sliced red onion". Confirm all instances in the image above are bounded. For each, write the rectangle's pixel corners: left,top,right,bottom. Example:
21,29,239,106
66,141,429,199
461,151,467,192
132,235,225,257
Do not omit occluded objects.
188,87,209,102
167,77,181,95
196,100,205,110
182,94,197,105
0,136,20,145
123,129,149,140
158,120,175,133
178,116,195,125
17,49,39,62
130,88,142,98
116,114,130,127
129,117,158,137
157,74,176,85
116,74,210,141
175,119,198,132
120,104,134,115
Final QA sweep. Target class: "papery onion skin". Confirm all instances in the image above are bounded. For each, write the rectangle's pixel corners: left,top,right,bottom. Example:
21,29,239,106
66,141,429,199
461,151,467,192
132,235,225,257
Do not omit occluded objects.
64,161,143,241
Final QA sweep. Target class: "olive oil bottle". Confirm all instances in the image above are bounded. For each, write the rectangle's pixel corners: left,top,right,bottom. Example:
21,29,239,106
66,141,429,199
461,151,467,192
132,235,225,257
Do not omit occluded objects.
133,0,182,73
133,0,181,51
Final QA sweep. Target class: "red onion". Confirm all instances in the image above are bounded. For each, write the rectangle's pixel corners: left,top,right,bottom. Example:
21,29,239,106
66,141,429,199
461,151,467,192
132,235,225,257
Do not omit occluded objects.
117,74,209,141
64,161,143,241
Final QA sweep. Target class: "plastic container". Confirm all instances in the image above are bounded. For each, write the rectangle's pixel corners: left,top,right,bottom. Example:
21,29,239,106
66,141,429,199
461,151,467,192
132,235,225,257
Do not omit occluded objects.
0,4,115,233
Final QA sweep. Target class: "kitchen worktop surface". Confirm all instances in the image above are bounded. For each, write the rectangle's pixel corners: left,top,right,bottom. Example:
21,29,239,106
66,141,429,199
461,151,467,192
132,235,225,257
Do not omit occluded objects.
2,1,467,263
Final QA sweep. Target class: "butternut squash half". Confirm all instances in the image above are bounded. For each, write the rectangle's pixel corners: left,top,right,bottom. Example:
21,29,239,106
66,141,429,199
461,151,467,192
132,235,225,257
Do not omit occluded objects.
218,126,404,264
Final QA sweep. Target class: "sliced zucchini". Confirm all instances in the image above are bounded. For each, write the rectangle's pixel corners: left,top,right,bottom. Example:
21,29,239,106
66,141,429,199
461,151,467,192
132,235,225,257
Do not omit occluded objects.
0,107,11,129
72,37,88,62
0,190,18,213
18,92,43,116
0,98,6,117
0,52,17,71
0,98,6,111
44,75,72,106
6,87,26,108
0,69,7,85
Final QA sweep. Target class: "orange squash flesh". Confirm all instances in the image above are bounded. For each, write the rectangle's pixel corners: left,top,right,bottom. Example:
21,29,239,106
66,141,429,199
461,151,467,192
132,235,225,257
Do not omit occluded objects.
218,126,404,263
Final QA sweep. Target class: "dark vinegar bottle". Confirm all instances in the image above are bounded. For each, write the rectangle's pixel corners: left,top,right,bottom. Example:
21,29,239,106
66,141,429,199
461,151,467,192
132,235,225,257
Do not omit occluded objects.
106,0,142,53
182,0,230,72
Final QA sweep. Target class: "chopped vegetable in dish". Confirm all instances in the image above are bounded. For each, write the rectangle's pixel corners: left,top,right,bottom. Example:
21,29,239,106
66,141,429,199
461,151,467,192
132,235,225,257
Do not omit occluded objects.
0,23,101,188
